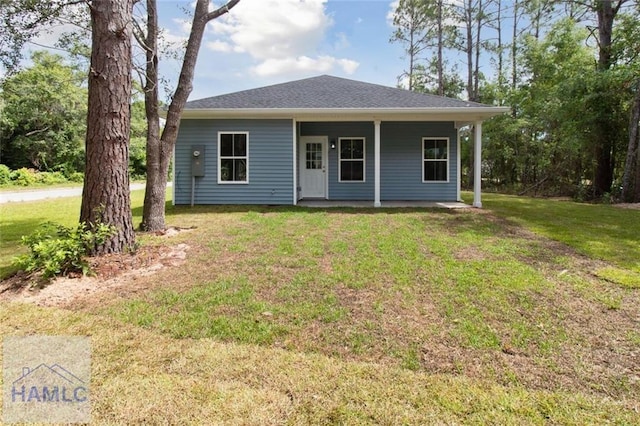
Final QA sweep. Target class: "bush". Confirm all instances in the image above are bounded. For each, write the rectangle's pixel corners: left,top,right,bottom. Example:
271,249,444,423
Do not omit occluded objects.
67,171,84,183
0,167,84,186
0,164,11,184
14,221,117,280
35,171,68,184
10,167,37,186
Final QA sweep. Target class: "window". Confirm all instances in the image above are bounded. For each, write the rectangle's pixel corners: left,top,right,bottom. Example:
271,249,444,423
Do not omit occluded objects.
218,132,248,183
306,142,323,170
423,138,448,182
339,137,365,182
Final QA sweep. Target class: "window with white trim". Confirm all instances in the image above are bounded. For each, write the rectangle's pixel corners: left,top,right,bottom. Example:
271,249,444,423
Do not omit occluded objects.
218,132,248,183
339,137,365,182
423,138,448,182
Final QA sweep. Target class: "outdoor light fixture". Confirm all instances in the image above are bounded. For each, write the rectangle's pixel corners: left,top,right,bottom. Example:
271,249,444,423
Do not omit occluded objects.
330,139,336,149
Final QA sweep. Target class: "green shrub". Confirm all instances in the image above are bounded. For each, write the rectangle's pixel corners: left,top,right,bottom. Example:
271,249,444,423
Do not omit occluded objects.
35,171,68,184
67,172,84,183
129,136,147,180
14,221,117,280
0,164,11,184
10,167,37,186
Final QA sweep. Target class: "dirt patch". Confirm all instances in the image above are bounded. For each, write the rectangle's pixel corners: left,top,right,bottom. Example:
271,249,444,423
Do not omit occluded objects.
0,228,191,308
614,203,640,210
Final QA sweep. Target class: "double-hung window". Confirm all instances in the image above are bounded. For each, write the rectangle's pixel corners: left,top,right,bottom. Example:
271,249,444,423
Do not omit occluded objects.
339,137,365,182
423,137,448,182
218,132,248,183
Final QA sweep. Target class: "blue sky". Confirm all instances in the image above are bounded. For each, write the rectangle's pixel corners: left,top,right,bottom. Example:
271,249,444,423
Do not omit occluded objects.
156,0,407,100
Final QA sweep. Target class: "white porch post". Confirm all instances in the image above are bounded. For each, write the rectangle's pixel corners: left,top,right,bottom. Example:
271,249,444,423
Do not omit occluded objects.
292,118,298,205
457,126,462,202
374,120,381,207
473,120,483,208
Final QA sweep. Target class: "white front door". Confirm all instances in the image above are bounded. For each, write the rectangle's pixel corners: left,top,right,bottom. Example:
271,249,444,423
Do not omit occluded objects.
300,136,327,198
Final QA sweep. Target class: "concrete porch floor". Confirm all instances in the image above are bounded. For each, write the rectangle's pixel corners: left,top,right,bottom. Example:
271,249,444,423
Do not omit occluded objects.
297,200,471,209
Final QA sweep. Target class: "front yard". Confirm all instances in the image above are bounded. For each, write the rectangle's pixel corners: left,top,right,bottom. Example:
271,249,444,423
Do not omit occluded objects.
0,192,638,423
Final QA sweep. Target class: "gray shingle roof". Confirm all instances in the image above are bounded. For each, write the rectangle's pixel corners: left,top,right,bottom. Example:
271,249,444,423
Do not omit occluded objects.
185,75,491,110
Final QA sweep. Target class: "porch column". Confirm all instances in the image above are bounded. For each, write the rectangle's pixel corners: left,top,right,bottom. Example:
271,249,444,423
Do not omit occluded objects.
374,120,381,207
473,120,483,208
457,126,462,202
292,118,298,205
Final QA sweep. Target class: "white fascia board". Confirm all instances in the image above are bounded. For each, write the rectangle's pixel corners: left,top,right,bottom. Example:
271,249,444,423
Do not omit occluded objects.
179,107,510,122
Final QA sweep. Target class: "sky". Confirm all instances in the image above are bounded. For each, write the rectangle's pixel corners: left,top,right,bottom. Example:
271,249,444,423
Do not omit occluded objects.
153,0,408,101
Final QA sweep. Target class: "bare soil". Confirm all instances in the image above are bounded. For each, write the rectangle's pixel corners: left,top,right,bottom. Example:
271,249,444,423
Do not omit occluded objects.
615,203,640,210
0,228,190,307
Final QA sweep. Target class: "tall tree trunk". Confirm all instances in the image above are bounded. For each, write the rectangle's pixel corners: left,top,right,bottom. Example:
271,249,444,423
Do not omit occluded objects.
635,136,640,201
141,0,240,231
473,0,483,102
80,0,135,254
409,24,415,91
436,0,444,96
622,84,640,202
511,0,519,92
592,0,618,197
496,0,503,86
140,0,162,231
465,0,474,101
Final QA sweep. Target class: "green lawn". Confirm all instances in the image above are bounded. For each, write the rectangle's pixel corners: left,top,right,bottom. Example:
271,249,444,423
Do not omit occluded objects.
471,192,640,271
1,192,639,423
0,189,147,276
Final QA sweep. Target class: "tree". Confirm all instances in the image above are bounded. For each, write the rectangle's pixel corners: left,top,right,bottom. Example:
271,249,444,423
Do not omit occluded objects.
410,61,465,98
79,0,135,254
587,0,631,197
1,0,138,253
0,51,86,173
390,0,434,91
390,0,457,94
138,0,240,231
622,83,640,201
0,0,85,72
616,5,640,201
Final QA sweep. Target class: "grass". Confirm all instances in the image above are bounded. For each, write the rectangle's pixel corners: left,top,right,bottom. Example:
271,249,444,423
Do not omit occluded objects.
0,304,636,424
0,189,147,276
1,191,639,423
468,192,640,272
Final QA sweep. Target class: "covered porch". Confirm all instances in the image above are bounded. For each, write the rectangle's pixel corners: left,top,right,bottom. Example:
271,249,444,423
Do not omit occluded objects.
294,118,486,208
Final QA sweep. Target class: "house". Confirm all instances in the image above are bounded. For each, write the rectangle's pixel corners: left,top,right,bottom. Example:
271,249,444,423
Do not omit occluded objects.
173,75,508,207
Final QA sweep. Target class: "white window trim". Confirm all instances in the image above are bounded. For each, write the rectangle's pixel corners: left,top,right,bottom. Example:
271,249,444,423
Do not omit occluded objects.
422,137,449,183
338,136,366,183
218,131,249,184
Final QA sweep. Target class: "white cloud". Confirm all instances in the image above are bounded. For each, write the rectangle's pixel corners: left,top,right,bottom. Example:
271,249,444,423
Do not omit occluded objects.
206,0,359,79
206,40,233,53
252,55,359,77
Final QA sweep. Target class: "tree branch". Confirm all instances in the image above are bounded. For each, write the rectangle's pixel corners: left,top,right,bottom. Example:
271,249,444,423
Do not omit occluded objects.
25,127,51,137
205,0,241,22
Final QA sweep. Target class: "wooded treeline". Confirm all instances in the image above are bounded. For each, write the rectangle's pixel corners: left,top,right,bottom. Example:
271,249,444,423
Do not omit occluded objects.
1,0,239,253
0,51,149,180
390,0,640,201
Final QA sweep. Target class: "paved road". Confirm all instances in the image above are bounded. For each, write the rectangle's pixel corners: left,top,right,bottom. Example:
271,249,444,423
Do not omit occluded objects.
0,183,149,204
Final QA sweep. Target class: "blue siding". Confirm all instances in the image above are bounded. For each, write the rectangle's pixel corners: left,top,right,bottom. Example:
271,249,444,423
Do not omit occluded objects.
381,122,458,201
301,121,458,201
174,119,293,205
300,122,374,200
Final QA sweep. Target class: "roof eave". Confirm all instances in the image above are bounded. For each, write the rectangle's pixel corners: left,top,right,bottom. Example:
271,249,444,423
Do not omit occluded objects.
174,106,510,122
